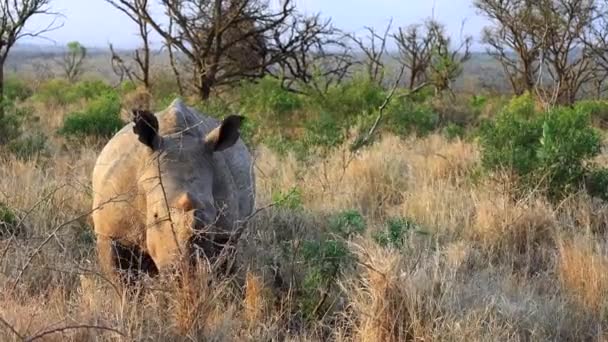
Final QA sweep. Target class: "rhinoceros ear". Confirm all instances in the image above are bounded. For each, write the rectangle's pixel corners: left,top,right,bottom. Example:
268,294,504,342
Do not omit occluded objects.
204,115,244,152
132,109,159,150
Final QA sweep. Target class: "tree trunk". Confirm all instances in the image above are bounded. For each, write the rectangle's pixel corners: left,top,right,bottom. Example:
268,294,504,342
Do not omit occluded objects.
0,63,4,119
199,79,212,101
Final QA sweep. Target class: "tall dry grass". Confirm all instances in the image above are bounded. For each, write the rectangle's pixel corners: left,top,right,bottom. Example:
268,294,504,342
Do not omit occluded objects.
0,132,607,340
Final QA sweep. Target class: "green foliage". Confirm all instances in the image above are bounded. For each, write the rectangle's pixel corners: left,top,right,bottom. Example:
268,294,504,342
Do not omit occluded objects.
479,93,605,200
443,122,465,141
386,99,438,137
7,133,48,160
302,111,346,151
0,202,18,238
59,92,124,139
373,217,426,249
297,210,366,319
240,77,302,119
328,209,366,238
0,101,34,145
272,187,303,210
316,76,386,119
34,79,115,106
4,77,33,102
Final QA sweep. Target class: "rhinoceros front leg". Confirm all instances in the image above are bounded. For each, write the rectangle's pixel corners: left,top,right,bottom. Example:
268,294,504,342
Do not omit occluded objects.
96,235,158,286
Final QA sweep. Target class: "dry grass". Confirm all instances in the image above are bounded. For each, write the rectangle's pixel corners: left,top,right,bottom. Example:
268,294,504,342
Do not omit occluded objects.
1,130,607,341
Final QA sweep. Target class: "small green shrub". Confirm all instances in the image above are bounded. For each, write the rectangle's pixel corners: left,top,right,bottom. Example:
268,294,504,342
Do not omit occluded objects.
386,99,438,137
0,101,34,145
272,186,303,210
34,79,116,106
302,111,346,151
328,209,366,238
443,122,465,141
373,217,426,249
316,76,386,119
4,77,33,101
479,93,605,201
0,202,18,238
297,210,366,319
240,76,302,119
59,92,124,139
7,133,48,160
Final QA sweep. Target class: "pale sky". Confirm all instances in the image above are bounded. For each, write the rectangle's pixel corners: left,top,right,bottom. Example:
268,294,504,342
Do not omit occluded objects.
24,0,488,49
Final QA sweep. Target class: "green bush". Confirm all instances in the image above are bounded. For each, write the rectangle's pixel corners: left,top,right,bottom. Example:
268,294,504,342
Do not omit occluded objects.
59,92,124,139
0,101,34,145
316,76,386,119
373,217,427,249
386,99,438,137
7,133,48,160
4,77,33,102
272,186,303,210
240,76,302,119
298,210,366,319
34,79,115,106
0,202,18,238
479,93,606,201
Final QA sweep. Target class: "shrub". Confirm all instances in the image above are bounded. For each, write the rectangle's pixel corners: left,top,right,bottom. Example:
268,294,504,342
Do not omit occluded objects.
240,76,302,119
316,76,386,119
386,99,438,137
298,210,366,319
479,93,606,201
373,217,427,249
59,92,124,139
34,79,115,106
272,186,303,210
0,202,18,238
7,133,48,160
0,101,34,145
4,77,33,102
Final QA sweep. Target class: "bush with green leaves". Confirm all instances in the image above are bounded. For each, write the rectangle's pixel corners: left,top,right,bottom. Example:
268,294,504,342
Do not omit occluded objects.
385,98,438,137
7,133,48,160
34,79,115,106
4,77,33,102
0,202,18,238
479,92,607,201
315,76,386,119
240,76,302,119
373,217,427,249
0,100,35,145
272,186,304,211
297,210,366,319
59,92,124,139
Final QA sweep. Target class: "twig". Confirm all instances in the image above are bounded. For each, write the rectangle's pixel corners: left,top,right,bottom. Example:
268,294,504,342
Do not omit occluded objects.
11,197,124,292
24,324,125,341
0,315,23,340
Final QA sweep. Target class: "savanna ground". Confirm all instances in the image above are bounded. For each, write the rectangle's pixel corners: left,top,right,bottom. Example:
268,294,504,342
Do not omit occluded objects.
1,59,608,342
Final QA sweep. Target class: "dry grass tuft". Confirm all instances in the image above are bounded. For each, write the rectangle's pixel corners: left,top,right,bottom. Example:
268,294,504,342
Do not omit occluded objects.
558,236,608,313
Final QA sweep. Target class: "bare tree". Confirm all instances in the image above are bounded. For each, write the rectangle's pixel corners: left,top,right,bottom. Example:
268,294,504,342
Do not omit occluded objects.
476,0,602,105
134,0,296,100
583,0,608,99
475,0,543,96
393,22,436,90
0,0,61,117
347,19,393,86
104,0,151,90
270,13,355,96
60,41,86,83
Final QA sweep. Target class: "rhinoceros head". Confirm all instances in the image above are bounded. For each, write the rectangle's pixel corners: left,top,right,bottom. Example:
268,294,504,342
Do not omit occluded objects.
131,109,243,265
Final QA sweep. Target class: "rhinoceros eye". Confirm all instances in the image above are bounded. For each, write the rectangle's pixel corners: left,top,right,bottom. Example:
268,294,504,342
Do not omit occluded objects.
154,213,159,219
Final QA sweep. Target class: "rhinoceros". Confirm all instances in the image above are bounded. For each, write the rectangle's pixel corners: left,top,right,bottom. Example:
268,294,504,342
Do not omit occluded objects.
91,99,255,282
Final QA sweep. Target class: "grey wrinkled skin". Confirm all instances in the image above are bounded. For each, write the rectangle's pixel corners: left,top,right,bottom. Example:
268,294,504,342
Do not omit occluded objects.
91,98,255,281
